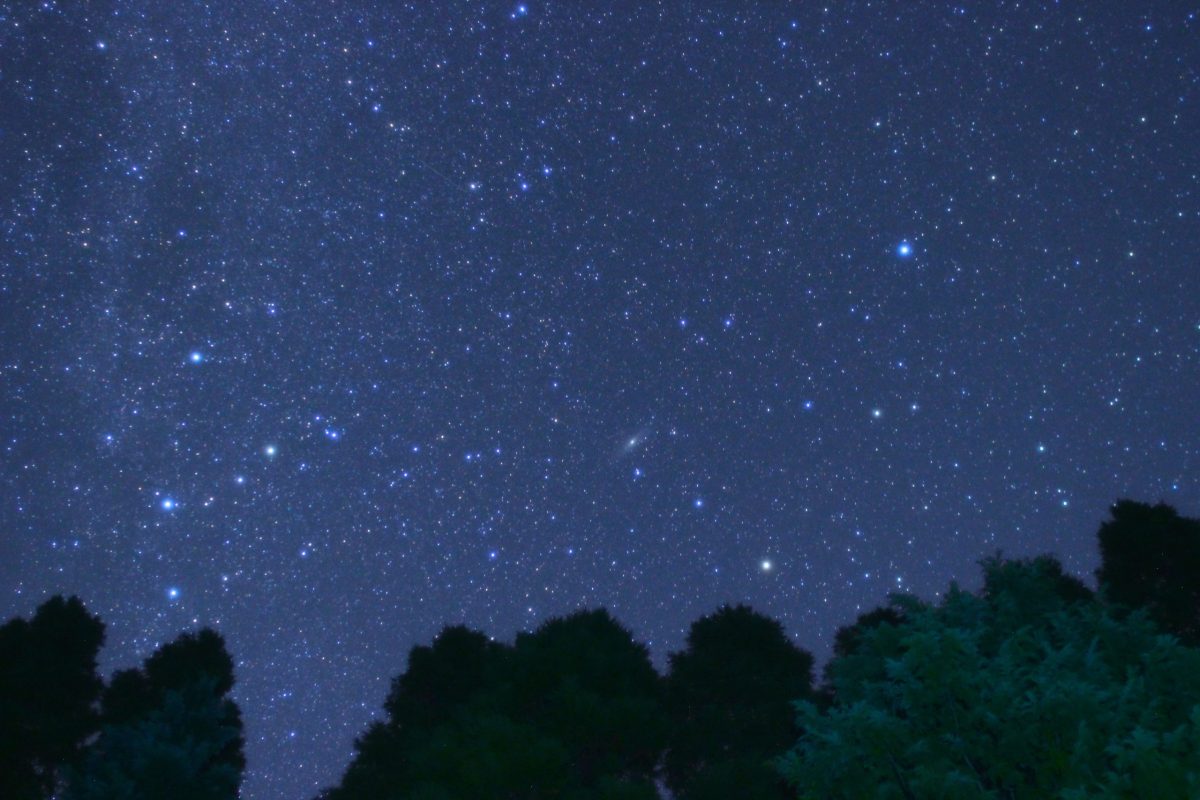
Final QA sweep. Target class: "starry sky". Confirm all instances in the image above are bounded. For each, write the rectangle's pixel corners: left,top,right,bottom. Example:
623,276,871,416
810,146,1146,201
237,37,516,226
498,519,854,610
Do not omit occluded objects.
2,2,1199,798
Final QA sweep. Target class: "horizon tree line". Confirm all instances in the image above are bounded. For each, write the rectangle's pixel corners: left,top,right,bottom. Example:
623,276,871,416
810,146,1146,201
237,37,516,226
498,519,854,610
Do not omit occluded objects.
2,499,1199,798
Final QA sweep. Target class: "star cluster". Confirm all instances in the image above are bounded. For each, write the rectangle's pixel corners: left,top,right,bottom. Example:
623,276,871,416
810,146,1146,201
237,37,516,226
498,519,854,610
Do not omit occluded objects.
2,3,1198,798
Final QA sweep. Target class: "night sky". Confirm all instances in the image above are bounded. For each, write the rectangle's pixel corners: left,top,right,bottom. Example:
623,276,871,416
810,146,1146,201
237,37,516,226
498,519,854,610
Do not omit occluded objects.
2,2,1199,798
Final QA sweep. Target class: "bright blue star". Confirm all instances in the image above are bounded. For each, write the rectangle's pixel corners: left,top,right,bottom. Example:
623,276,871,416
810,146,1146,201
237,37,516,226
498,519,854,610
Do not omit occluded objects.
167,587,180,600
896,241,913,258
189,351,203,364
693,497,705,509
161,497,177,511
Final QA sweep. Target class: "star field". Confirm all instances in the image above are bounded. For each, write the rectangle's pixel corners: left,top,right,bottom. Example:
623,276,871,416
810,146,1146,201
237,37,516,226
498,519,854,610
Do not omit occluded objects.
2,3,1199,798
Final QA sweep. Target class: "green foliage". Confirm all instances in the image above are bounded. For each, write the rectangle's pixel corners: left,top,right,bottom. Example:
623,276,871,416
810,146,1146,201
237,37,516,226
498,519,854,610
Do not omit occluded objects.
0,595,105,800
778,555,1200,799
831,606,906,661
1097,500,1200,644
64,678,241,800
67,628,245,800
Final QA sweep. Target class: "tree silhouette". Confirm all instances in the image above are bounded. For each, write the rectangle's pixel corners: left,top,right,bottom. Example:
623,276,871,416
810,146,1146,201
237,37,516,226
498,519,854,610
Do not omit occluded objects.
328,625,509,799
65,678,241,800
325,610,665,799
664,604,813,800
779,555,1200,798
831,606,906,661
383,624,510,732
507,609,666,791
1097,500,1200,644
66,628,244,799
0,595,105,800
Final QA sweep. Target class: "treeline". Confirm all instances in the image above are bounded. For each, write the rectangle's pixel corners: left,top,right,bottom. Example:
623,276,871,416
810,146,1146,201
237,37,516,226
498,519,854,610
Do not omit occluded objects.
0,606,242,800
3,500,1200,799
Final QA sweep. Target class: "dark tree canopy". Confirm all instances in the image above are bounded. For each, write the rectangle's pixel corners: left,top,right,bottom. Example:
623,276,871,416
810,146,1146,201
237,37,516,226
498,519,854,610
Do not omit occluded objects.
66,628,245,800
0,595,105,800
780,554,1200,798
1097,500,1200,644
101,629,239,728
326,609,665,800
508,609,666,788
830,605,906,662
66,678,242,800
329,625,510,799
664,604,813,800
383,624,509,732
7,499,1200,800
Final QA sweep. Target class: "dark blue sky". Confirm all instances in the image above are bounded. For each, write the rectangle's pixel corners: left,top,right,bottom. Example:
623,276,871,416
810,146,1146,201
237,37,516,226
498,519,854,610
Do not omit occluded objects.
2,2,1198,797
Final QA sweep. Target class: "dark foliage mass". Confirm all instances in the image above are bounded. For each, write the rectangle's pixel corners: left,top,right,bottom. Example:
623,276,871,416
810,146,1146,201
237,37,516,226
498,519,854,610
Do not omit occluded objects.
0,601,243,800
67,629,245,800
327,609,665,800
781,555,1200,797
1097,500,1200,645
3,500,1200,798
664,605,813,799
0,596,104,800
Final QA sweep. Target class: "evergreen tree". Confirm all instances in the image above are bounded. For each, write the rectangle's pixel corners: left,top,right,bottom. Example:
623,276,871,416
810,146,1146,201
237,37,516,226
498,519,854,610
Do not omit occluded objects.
831,606,906,661
0,595,105,800
665,604,813,800
65,678,241,800
66,628,244,799
1097,500,1200,644
778,555,1200,799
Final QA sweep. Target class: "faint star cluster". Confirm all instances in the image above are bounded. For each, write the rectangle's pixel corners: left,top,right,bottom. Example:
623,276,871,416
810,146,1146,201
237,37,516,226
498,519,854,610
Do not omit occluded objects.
1,3,1198,799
